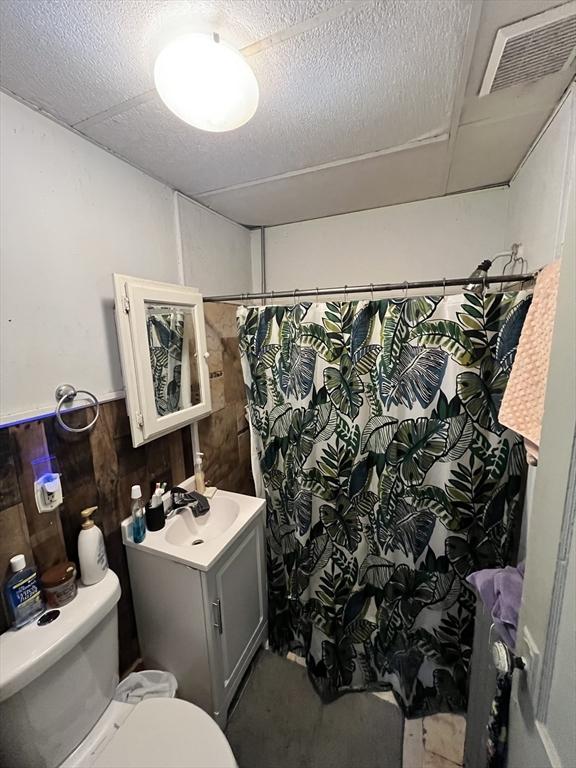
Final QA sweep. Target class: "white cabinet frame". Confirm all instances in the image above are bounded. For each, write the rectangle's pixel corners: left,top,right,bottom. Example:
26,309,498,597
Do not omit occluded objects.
113,274,212,447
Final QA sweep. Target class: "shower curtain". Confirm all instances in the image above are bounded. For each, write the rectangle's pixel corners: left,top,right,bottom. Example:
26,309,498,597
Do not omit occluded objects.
237,291,531,717
147,311,185,416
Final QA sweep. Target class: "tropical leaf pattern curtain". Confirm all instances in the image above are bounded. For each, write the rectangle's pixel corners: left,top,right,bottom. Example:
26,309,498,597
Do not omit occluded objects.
238,292,531,717
147,312,185,416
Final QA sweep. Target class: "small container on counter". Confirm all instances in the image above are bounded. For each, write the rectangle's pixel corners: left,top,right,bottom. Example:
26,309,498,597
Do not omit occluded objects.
41,562,78,607
145,483,166,531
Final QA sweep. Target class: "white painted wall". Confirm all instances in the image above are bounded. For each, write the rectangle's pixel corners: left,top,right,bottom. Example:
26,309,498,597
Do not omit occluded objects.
177,193,252,296
506,87,576,768
508,87,576,269
510,86,576,543
0,93,251,424
0,93,177,423
253,187,511,292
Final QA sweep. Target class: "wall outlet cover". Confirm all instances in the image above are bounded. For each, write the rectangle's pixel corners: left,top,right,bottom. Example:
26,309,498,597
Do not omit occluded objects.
34,473,63,513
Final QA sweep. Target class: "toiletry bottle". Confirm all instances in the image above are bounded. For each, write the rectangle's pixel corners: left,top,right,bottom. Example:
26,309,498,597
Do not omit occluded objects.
3,554,45,629
78,506,109,585
194,452,206,494
131,484,146,543
145,483,165,531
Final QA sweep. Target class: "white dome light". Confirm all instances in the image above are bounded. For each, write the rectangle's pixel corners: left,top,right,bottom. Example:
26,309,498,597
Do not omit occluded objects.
154,32,259,132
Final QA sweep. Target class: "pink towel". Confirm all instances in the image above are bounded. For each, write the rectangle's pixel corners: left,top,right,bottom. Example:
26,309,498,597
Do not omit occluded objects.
499,260,561,463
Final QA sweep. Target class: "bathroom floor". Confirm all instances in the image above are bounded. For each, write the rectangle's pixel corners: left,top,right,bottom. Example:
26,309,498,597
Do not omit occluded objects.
226,650,403,768
226,650,466,768
402,711,466,768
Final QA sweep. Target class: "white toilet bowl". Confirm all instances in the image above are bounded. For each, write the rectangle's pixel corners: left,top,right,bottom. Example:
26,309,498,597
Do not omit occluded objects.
0,570,237,768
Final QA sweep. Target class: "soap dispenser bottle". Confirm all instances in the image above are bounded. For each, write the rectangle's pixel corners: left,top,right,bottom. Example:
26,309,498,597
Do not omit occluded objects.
194,452,206,494
78,506,109,586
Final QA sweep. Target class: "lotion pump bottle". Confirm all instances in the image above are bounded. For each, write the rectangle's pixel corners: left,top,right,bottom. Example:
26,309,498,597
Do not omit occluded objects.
194,452,206,494
78,507,109,586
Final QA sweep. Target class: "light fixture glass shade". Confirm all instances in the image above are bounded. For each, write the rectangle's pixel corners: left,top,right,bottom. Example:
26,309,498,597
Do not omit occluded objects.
154,33,259,132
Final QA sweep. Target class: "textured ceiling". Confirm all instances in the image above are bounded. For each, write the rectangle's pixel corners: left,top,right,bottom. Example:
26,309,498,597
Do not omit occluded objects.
81,1,469,195
1,0,574,225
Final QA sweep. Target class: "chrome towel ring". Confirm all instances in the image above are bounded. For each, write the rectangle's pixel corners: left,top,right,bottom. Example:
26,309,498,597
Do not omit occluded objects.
55,384,100,433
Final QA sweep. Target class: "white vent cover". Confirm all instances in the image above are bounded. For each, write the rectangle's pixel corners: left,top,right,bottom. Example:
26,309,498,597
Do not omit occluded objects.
479,1,576,96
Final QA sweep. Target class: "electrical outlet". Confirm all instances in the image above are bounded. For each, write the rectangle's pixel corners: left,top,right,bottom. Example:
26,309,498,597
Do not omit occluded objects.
523,627,541,710
34,473,63,513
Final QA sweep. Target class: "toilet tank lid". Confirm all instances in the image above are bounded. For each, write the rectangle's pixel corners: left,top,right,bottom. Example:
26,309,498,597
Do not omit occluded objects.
0,569,121,702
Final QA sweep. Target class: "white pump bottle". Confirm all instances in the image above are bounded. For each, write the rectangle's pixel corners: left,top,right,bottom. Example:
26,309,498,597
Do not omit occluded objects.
194,452,206,494
78,506,109,585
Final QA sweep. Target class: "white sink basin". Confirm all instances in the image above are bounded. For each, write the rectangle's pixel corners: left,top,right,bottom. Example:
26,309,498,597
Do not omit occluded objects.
165,498,239,546
121,489,265,571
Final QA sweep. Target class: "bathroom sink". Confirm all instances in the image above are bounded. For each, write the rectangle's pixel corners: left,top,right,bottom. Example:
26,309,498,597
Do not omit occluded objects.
164,498,239,546
121,488,265,571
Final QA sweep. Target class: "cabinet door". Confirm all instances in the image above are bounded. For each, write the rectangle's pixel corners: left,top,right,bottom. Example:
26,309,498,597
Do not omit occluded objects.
203,517,267,719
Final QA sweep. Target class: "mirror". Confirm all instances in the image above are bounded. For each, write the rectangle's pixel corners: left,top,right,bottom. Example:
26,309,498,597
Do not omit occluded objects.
113,275,212,447
146,304,200,415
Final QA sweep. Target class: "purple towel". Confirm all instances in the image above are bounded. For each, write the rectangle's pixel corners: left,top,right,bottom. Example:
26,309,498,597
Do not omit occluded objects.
467,564,524,649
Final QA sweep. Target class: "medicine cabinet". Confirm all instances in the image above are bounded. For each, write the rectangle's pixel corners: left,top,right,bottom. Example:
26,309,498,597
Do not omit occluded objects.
113,274,212,447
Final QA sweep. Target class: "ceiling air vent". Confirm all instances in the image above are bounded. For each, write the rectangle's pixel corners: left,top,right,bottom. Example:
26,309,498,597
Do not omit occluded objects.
479,1,576,96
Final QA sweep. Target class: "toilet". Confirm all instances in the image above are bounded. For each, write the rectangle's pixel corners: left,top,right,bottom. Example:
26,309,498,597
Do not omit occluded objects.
0,570,237,768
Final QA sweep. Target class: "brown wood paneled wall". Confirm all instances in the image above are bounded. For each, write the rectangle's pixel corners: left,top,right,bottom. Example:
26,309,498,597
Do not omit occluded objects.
198,303,255,497
0,400,193,671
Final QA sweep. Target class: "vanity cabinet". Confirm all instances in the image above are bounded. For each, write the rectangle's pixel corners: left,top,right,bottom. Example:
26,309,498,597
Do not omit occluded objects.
125,508,267,727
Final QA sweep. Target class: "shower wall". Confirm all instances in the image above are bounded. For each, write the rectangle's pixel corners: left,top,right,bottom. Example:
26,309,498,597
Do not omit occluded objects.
252,186,510,291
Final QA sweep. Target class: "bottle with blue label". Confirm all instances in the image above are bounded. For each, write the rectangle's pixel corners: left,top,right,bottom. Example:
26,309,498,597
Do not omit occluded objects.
131,484,146,544
3,554,45,629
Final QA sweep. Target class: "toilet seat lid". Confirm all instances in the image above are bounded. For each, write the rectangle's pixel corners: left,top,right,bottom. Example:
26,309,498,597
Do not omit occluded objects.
93,698,237,768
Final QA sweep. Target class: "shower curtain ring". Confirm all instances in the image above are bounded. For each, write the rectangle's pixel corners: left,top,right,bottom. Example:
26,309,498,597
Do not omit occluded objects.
370,283,374,301
403,281,409,299
442,277,446,297
316,287,319,300
344,284,348,301
293,287,298,304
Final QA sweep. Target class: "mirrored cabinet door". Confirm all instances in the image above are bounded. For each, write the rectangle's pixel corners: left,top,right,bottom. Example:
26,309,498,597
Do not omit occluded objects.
114,274,212,447
145,303,201,415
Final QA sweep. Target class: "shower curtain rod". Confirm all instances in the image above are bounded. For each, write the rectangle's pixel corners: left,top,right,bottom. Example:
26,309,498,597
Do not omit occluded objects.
203,272,537,303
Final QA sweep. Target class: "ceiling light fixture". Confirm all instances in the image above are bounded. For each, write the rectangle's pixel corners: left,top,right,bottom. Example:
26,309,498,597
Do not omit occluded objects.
154,32,259,132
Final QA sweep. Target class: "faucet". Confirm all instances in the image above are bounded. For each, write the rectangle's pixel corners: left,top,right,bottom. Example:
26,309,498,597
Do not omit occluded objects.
169,487,210,518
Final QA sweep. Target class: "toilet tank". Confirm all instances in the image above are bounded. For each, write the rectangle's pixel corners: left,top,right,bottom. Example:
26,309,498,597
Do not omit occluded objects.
0,569,121,768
